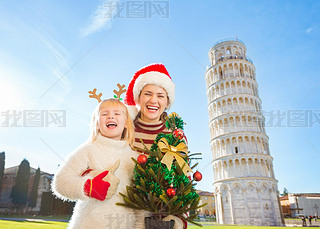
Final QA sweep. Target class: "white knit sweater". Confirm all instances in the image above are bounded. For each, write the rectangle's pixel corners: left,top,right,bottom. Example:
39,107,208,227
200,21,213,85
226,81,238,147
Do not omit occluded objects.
52,134,139,229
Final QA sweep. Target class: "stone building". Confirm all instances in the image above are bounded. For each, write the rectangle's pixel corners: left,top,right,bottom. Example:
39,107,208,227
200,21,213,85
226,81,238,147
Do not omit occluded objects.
287,193,320,218
205,38,284,226
0,166,52,213
279,195,291,218
196,190,215,216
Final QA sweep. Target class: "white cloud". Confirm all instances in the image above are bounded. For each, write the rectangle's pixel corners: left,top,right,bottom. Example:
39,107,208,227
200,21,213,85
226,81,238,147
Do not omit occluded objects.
0,17,73,110
80,0,120,37
306,26,316,33
36,33,73,109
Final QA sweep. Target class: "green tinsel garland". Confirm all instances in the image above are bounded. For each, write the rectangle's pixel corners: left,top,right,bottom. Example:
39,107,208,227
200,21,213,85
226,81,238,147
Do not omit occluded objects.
165,115,185,130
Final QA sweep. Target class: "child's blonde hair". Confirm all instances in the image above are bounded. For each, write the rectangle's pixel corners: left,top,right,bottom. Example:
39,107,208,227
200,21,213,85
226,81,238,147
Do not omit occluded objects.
89,98,134,146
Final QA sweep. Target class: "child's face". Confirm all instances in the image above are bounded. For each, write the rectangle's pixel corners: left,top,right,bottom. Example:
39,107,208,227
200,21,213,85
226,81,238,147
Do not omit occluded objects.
99,103,127,140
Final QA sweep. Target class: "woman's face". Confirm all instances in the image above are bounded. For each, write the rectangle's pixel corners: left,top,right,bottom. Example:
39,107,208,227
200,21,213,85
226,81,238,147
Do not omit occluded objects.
138,84,168,123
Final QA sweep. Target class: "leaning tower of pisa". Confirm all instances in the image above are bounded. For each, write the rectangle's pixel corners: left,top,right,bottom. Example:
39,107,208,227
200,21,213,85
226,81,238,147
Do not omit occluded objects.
205,39,284,226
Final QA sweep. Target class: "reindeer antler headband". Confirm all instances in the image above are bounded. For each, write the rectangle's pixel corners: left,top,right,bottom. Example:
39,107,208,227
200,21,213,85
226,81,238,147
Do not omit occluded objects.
113,84,126,101
89,84,127,102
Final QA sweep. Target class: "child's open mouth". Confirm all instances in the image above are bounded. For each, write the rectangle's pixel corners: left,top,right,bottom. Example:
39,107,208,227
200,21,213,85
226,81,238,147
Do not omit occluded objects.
106,122,117,129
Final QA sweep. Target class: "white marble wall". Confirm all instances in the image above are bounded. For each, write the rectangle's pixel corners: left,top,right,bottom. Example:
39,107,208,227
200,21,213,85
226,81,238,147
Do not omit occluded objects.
206,40,283,226
214,180,282,226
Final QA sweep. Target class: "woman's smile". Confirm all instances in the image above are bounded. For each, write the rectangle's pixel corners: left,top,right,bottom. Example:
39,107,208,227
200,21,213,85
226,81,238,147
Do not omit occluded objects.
138,84,168,123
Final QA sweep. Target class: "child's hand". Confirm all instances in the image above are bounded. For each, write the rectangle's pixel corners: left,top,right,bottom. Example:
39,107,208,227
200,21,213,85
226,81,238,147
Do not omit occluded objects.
83,170,110,201
104,160,120,199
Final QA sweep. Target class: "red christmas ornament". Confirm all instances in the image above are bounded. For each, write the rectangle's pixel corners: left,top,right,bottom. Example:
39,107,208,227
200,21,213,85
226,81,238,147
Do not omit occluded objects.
173,129,184,140
193,171,202,181
137,154,147,165
166,187,176,198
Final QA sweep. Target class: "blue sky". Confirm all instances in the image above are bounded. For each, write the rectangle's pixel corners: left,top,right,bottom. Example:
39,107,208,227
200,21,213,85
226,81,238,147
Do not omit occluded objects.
0,0,319,194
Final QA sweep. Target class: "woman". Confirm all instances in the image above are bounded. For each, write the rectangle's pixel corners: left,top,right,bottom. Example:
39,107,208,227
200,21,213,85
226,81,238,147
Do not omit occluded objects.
125,63,187,229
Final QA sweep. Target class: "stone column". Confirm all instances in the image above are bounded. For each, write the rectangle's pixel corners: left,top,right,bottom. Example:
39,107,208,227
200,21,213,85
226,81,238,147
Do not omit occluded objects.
256,187,266,224
268,187,278,226
258,160,263,177
246,159,250,177
242,188,250,224
229,190,235,224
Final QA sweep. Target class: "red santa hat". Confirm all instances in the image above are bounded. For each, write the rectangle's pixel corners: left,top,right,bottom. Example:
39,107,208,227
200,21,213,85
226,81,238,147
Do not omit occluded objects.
125,63,175,110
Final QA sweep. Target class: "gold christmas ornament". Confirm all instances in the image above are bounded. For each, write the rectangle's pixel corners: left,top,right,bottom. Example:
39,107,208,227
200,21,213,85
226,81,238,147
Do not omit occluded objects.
158,138,192,175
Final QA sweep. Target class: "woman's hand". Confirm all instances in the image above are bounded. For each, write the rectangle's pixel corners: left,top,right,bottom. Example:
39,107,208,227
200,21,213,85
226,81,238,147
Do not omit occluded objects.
163,215,187,229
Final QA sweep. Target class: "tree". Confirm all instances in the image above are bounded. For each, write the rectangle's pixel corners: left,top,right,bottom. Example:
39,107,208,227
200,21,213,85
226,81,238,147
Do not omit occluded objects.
29,167,40,208
281,187,289,196
0,152,5,190
117,113,206,227
10,159,30,207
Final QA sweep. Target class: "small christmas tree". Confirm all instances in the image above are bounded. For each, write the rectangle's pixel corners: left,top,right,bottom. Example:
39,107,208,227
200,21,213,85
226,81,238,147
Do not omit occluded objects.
117,112,206,227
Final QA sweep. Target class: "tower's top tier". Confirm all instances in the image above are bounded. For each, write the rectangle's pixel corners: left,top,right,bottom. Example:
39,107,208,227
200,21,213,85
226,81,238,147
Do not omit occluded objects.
209,38,251,66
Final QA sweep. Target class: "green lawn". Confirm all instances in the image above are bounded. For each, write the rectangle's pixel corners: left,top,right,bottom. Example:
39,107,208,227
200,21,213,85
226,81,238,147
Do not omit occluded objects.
0,219,292,229
189,226,288,229
188,222,289,228
0,220,68,229
0,215,71,220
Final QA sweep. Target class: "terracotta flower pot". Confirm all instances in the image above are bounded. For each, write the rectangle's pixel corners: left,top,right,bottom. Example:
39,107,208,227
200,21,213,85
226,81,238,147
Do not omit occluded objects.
145,217,175,229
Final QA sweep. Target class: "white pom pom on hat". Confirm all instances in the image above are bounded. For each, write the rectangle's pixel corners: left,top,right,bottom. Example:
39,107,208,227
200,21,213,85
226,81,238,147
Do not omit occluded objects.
124,63,175,110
